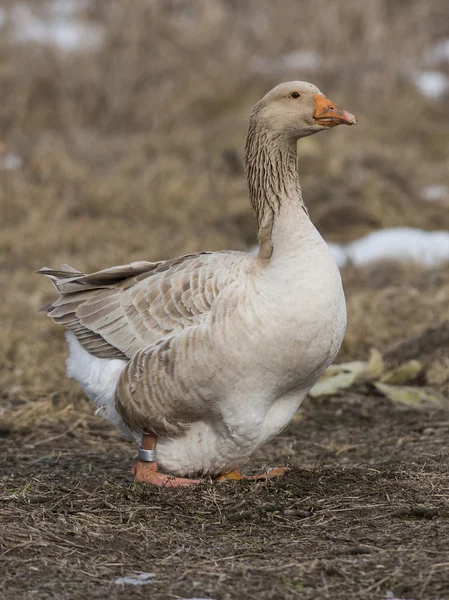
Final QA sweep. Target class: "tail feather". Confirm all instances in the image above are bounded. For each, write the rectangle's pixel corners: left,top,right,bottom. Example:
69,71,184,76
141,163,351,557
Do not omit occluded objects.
36,265,86,294
36,259,165,360
36,260,157,294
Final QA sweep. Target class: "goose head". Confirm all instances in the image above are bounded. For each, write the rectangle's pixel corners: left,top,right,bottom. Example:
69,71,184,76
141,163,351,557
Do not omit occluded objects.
252,81,357,140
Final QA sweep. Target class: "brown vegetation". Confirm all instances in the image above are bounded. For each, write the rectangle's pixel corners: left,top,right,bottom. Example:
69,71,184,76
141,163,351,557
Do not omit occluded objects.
1,1,449,599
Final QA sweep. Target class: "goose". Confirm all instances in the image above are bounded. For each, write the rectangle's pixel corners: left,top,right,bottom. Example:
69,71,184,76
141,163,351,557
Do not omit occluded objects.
38,81,356,487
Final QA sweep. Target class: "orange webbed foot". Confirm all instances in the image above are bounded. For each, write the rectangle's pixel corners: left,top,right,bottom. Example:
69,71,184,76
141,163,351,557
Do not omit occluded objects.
132,461,204,488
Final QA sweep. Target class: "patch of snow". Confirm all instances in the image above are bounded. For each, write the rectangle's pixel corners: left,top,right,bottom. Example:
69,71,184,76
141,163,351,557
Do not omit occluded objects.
345,227,449,267
413,70,449,99
11,2,104,52
249,50,321,75
114,573,155,586
422,184,448,202
1,153,23,171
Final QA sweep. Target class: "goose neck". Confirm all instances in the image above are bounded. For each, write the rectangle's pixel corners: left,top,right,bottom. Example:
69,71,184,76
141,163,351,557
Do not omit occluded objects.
245,122,305,259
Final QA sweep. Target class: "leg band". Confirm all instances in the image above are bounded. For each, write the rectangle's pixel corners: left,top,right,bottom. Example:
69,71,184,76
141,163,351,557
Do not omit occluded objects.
138,448,157,462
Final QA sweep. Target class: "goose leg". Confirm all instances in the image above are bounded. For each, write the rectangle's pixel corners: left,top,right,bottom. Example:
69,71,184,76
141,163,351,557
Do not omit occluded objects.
132,434,204,487
217,467,290,481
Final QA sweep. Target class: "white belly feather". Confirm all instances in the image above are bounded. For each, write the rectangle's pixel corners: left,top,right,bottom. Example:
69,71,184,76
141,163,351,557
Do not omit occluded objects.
65,332,138,442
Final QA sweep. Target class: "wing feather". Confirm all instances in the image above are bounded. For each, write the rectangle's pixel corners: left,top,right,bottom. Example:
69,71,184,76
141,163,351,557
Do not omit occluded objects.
39,251,242,359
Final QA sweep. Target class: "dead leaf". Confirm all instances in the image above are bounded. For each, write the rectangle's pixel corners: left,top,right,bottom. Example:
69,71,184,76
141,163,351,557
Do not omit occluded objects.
310,348,384,398
364,348,385,380
310,371,359,398
374,382,442,406
380,360,422,384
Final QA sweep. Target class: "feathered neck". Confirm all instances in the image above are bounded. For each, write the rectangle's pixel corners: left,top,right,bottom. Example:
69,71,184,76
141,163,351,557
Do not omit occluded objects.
244,114,304,259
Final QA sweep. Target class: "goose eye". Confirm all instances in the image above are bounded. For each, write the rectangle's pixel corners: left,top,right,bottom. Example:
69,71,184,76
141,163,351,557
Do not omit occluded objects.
290,92,301,99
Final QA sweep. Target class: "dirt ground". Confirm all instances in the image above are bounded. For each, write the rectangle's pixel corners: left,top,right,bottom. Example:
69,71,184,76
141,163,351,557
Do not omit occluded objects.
1,1,449,599
2,393,449,600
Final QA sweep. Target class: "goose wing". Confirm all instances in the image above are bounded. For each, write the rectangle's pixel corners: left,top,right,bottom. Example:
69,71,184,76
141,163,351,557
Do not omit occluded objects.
38,251,240,360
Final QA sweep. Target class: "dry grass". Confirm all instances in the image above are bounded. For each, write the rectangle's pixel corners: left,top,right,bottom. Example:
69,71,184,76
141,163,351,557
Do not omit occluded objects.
4,470,449,598
2,393,449,600
342,263,449,358
1,1,449,598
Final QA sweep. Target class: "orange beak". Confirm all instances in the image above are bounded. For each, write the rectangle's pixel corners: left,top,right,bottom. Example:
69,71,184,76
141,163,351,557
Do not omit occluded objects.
313,94,357,127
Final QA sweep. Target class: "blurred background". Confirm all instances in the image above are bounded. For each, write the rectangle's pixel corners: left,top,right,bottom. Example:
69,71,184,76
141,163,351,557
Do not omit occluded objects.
1,0,449,404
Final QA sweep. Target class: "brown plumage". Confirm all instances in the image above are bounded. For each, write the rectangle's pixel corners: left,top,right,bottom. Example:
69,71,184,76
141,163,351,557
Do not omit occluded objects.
38,251,244,435
38,252,237,359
